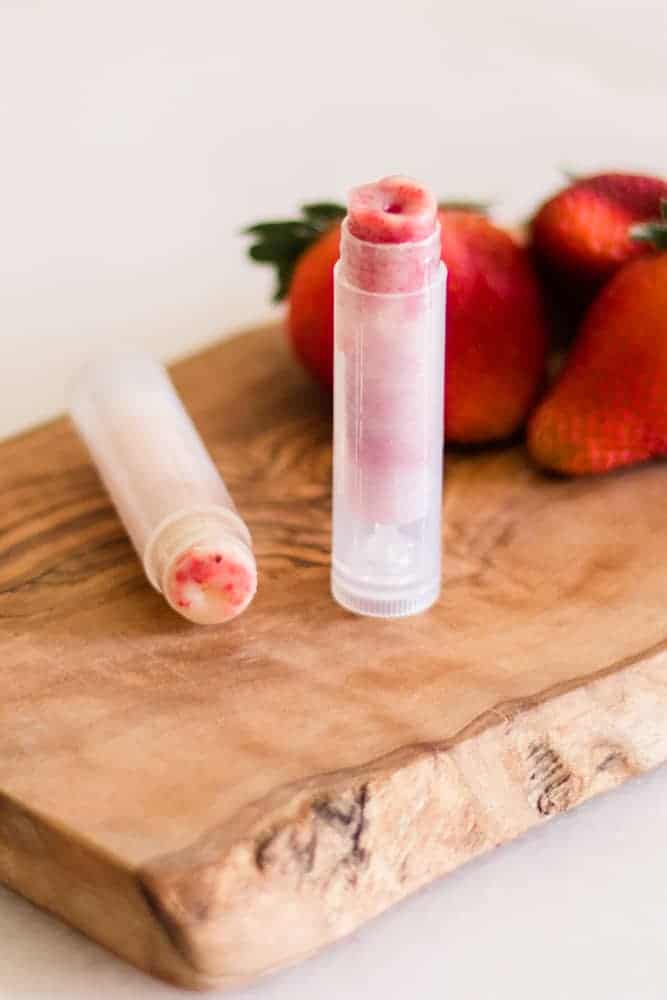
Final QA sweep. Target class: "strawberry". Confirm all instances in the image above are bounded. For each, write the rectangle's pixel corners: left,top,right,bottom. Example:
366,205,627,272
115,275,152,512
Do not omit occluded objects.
245,203,548,443
531,172,667,308
527,201,667,475
441,210,547,442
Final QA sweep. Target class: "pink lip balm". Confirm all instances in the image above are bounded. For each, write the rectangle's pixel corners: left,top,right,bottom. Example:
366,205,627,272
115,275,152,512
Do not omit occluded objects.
331,176,446,617
69,356,257,625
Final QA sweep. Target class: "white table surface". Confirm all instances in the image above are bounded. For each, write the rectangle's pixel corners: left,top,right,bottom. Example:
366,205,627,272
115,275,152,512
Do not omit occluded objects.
1,1,666,997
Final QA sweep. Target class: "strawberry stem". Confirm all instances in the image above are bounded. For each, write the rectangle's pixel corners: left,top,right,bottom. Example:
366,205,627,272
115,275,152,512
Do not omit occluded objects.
629,198,667,251
243,202,345,301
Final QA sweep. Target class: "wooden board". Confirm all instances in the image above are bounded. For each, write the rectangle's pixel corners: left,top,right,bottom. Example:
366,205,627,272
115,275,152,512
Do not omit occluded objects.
2,326,667,991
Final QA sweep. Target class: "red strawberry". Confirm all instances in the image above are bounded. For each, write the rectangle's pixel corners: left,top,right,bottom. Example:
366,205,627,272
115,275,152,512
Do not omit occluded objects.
527,202,667,475
245,203,548,443
531,172,667,305
288,221,341,391
442,210,547,442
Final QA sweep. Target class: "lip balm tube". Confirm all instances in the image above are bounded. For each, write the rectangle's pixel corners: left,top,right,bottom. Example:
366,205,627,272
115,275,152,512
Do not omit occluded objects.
331,176,446,617
69,356,257,625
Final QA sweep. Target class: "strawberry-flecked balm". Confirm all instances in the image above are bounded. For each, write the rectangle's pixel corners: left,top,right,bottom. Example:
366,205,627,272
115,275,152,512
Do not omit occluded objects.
70,356,257,625
332,176,447,617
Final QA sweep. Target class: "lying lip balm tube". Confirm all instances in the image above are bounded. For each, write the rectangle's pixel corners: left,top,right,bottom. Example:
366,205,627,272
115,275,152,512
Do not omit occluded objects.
69,355,257,625
331,176,446,617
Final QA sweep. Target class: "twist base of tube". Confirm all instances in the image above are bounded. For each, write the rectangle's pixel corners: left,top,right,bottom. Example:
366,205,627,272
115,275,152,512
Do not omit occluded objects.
331,564,440,619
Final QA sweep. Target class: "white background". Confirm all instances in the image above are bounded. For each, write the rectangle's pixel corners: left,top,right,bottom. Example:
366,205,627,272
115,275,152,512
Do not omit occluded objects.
1,1,666,997
1,0,665,437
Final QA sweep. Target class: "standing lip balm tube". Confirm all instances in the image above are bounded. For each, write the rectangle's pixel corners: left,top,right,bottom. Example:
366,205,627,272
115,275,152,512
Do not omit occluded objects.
331,176,446,617
69,356,257,625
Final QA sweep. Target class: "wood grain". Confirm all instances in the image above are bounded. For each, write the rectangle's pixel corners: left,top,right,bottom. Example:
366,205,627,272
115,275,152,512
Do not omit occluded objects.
1,326,667,990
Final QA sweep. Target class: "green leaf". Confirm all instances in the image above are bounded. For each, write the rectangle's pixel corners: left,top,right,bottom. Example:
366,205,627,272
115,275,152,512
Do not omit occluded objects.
629,216,667,251
437,200,491,215
242,201,344,301
629,223,654,243
302,202,346,226
275,261,293,302
248,242,289,263
248,231,313,260
242,220,318,240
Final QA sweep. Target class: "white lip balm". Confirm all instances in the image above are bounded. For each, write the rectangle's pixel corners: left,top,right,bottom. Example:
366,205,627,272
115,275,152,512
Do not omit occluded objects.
331,176,446,617
69,356,257,625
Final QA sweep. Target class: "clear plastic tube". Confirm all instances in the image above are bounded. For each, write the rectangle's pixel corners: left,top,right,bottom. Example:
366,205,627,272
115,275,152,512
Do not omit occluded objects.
331,179,446,617
69,355,257,625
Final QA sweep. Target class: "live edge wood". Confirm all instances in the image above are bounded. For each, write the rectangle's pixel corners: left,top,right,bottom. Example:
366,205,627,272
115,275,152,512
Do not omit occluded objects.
2,327,667,990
